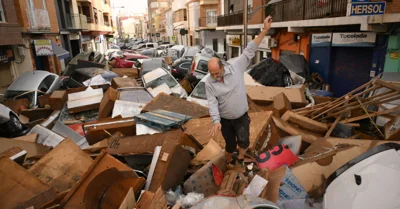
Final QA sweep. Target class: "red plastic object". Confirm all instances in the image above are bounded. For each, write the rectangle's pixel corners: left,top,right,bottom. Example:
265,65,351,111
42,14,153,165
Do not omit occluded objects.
256,144,299,171
212,163,224,186
68,124,85,136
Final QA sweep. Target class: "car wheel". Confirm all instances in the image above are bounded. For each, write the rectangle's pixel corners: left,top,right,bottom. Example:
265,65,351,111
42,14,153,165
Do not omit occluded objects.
283,74,293,87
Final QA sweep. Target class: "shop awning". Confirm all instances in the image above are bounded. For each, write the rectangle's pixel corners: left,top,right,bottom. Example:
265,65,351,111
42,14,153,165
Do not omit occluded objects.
51,41,70,60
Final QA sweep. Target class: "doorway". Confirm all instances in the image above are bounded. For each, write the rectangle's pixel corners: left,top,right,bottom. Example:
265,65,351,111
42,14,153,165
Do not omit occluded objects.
70,40,80,57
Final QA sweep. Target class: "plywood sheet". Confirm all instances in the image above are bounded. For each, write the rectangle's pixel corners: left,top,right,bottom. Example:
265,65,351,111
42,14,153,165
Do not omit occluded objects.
61,152,137,209
28,138,93,192
281,111,328,134
0,156,57,209
142,93,209,118
273,117,321,143
183,111,272,150
13,134,38,143
112,68,139,78
111,77,139,89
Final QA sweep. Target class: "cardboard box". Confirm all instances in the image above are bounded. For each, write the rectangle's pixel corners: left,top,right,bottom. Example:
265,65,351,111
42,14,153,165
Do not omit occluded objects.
38,94,51,108
98,87,119,119
290,138,400,197
28,138,93,192
67,88,103,114
49,90,67,110
83,117,136,145
0,156,57,209
246,85,308,108
0,136,51,159
112,68,139,78
3,98,30,114
273,92,292,116
111,77,139,89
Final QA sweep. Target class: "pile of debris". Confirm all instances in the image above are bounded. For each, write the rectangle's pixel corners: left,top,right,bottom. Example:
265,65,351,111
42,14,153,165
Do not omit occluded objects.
0,75,399,209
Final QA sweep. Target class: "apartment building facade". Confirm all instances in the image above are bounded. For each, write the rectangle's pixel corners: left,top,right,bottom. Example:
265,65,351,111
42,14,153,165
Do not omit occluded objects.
14,0,65,74
0,0,24,94
216,0,400,97
74,0,114,54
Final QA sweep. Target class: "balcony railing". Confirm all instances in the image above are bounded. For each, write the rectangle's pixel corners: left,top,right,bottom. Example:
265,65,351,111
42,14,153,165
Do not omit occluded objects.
27,8,51,31
217,11,243,27
80,14,88,30
217,0,347,27
199,16,217,27
271,0,347,22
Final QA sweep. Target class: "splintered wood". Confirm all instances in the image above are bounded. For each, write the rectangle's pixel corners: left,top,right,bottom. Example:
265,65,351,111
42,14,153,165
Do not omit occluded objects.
292,78,400,126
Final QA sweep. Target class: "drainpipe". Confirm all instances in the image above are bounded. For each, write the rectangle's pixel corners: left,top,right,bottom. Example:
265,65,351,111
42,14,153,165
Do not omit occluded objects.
243,0,248,52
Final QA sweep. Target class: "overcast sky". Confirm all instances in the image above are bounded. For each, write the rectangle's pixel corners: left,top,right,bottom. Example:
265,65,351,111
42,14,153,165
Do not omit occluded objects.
111,0,148,15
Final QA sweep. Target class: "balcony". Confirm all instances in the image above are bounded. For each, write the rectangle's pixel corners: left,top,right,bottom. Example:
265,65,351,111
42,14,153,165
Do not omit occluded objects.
27,8,51,31
200,0,218,5
217,11,243,27
65,14,88,30
271,0,347,22
199,16,217,28
217,0,347,27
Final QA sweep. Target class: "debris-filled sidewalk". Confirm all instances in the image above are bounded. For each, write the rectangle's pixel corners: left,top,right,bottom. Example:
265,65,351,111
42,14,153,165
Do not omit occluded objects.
0,66,399,209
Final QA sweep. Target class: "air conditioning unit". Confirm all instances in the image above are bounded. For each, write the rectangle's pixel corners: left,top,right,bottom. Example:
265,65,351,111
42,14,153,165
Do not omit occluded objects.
268,38,278,48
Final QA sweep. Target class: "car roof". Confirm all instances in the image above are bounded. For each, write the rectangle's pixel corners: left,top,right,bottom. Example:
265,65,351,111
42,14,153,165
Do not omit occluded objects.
143,68,168,83
7,71,58,91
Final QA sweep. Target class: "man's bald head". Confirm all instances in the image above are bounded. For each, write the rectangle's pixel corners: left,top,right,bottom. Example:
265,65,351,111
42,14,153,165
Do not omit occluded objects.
208,57,224,81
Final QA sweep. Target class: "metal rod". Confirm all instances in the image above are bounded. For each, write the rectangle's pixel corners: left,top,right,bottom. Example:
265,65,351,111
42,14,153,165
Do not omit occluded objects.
243,0,248,52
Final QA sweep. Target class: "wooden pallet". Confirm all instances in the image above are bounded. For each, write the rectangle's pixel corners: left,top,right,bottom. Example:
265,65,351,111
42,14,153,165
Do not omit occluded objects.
134,109,192,131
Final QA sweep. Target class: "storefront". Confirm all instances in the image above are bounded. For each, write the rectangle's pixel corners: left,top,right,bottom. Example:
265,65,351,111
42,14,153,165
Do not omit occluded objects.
33,39,70,74
271,32,310,61
0,46,16,93
81,35,93,52
309,32,378,97
256,35,272,63
330,32,376,97
226,35,241,59
384,34,400,72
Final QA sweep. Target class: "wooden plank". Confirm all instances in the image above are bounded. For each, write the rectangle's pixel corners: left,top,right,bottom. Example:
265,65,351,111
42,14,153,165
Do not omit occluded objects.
0,137,50,159
340,105,400,124
281,111,328,134
136,191,155,209
273,117,321,143
102,178,144,209
374,78,400,92
21,108,54,121
112,68,139,78
13,134,38,143
153,109,192,120
83,117,136,145
148,140,191,192
118,188,136,209
142,93,209,118
183,111,273,150
28,138,93,193
148,187,168,209
0,156,57,209
61,152,137,209
107,129,200,155
325,115,342,137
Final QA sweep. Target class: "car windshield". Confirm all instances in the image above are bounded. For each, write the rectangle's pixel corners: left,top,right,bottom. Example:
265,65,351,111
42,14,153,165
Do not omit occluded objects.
146,74,178,89
191,82,207,99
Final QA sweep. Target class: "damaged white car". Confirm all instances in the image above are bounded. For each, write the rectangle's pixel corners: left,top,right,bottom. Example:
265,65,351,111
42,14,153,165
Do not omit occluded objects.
142,68,188,98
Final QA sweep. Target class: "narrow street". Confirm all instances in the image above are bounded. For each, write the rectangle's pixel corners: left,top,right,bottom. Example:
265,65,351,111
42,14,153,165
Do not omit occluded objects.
0,0,399,209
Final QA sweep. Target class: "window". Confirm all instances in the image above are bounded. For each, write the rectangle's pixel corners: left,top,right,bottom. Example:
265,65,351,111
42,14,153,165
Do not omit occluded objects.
104,0,107,4
197,60,208,73
179,62,191,70
147,44,154,48
93,7,98,24
206,10,217,24
0,0,5,22
224,39,227,51
41,0,47,10
104,15,109,26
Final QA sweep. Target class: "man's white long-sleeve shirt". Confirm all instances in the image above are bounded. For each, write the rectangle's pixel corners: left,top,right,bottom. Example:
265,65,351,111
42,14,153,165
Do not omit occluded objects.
205,41,258,124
